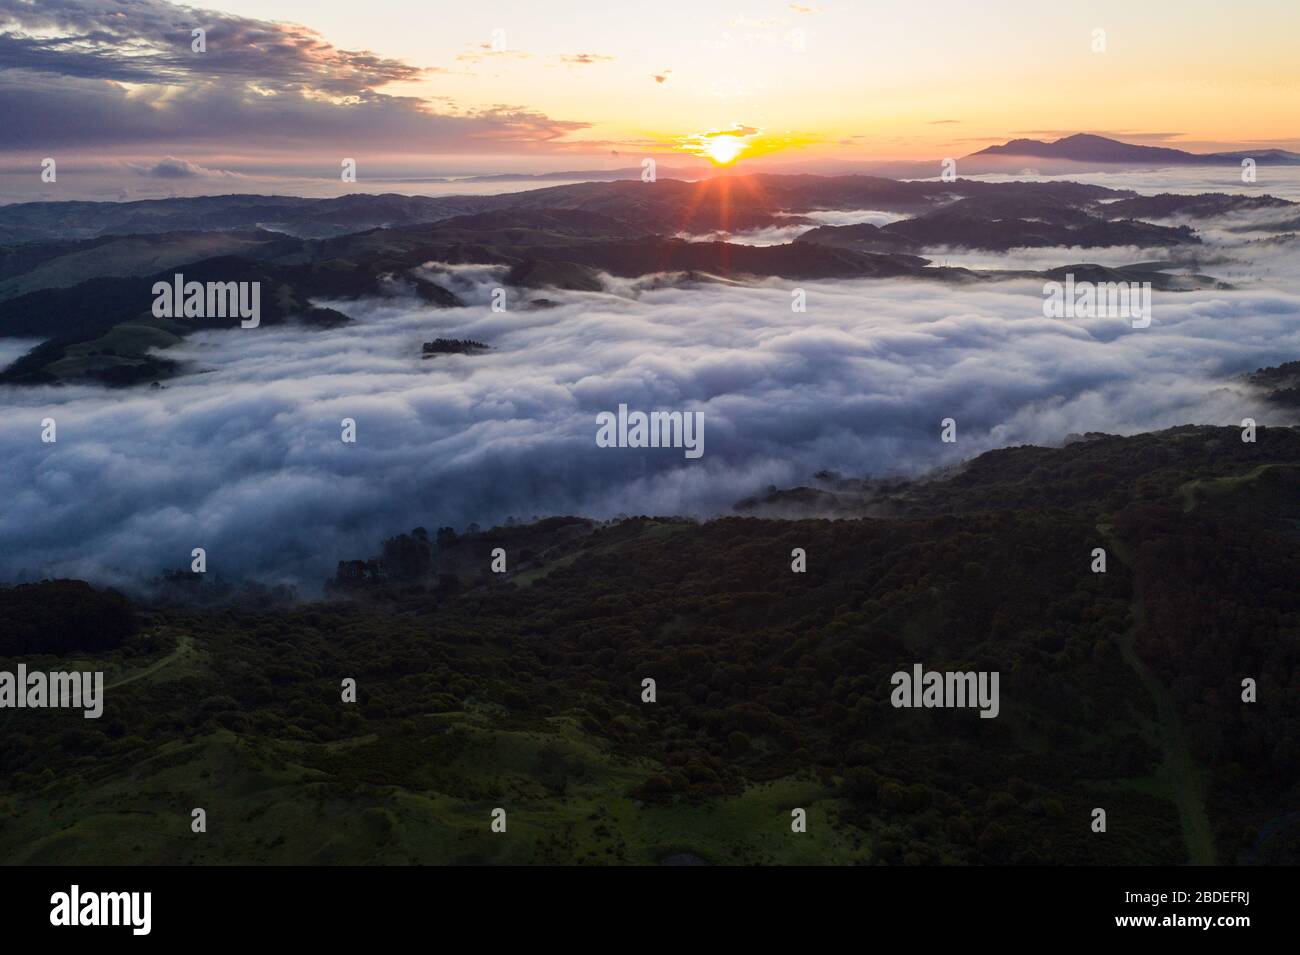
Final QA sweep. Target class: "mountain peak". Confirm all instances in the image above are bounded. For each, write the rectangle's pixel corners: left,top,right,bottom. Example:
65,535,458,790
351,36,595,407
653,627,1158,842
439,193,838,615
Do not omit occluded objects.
966,133,1299,166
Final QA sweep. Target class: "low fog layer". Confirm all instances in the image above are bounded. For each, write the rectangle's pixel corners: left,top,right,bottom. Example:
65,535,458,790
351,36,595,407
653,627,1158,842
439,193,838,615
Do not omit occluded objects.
3,256,1299,590
930,166,1300,202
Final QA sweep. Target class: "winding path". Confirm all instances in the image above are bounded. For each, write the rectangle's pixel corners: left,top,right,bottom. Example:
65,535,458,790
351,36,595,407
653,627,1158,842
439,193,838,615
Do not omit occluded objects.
1097,526,1216,865
104,634,194,690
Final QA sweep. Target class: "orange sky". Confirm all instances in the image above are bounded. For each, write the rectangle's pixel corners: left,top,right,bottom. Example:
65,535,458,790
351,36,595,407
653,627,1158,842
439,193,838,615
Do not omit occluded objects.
206,0,1300,167
3,0,1297,181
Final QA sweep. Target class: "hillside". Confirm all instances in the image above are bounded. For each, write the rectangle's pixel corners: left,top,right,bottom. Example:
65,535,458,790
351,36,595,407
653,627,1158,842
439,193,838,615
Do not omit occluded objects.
2,426,1295,865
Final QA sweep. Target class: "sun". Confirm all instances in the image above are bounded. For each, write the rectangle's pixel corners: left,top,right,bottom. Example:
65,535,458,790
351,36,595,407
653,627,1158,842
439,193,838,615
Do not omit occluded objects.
703,134,746,166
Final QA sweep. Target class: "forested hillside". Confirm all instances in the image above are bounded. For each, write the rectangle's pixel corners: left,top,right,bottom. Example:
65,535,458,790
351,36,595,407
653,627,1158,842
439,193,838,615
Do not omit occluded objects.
2,426,1295,865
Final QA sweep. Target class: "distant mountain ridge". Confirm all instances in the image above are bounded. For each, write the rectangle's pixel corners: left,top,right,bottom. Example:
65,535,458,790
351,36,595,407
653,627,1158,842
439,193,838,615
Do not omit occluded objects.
969,133,1300,166
0,174,1261,387
461,166,706,183
452,135,1300,182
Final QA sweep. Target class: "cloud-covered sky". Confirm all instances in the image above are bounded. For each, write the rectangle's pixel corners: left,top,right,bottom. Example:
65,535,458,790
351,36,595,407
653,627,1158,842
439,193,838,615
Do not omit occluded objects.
0,0,586,165
1,0,1297,187
3,236,1298,590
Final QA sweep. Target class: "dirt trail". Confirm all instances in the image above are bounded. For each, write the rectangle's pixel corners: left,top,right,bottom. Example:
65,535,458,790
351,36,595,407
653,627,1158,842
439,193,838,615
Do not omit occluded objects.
1097,526,1216,865
105,634,194,690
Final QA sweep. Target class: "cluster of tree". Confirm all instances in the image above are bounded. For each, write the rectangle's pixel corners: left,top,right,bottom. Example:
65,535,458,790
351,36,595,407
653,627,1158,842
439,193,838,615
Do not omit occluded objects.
0,579,137,655
421,338,488,356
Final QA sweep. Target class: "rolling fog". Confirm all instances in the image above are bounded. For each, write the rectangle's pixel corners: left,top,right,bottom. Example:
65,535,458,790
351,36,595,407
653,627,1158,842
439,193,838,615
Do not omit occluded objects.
3,167,1300,589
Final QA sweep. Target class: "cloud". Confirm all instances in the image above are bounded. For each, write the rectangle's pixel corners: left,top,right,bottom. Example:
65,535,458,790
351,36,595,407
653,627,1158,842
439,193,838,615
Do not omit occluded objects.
0,69,587,155
674,124,764,161
951,166,1300,203
455,47,532,64
705,125,759,139
133,157,244,179
3,216,1299,592
0,0,425,89
559,54,615,65
0,0,587,155
682,209,910,246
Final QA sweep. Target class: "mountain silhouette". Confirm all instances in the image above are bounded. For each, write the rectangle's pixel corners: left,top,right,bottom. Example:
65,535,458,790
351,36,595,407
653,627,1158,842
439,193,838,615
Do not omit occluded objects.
970,133,1300,165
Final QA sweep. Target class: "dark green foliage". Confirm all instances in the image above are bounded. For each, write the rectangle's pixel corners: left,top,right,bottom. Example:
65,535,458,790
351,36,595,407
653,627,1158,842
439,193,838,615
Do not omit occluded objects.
2,426,1297,865
0,579,137,655
421,338,488,355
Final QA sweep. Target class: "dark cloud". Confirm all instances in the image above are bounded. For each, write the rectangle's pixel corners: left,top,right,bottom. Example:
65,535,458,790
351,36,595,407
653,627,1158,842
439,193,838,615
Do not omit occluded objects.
0,0,424,90
0,69,584,154
0,0,587,154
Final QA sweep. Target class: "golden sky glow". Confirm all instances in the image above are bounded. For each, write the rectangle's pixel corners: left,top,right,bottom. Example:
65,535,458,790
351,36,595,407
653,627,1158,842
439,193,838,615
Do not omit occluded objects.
25,0,1300,171
204,0,1300,164
701,134,746,166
